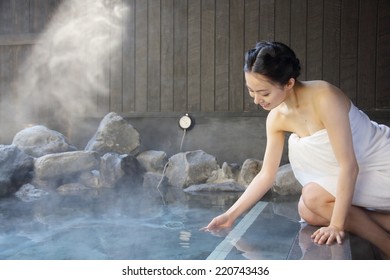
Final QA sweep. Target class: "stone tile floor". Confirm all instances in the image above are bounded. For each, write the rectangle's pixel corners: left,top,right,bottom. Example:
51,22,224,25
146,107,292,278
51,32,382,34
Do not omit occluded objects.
207,194,383,260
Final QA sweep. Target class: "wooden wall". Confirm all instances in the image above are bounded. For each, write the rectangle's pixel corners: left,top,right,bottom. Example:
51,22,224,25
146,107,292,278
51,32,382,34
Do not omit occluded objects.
0,0,389,126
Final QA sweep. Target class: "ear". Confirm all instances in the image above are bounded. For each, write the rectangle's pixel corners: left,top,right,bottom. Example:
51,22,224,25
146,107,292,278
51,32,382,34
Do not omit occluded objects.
284,78,295,90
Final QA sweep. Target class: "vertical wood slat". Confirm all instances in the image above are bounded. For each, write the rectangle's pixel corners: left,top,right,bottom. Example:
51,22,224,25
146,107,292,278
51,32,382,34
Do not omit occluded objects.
215,0,229,112
376,0,390,108
187,0,201,112
259,0,275,41
200,0,215,112
290,0,307,80
135,0,148,112
244,0,260,112
122,0,135,112
323,0,341,87
147,0,161,112
229,0,244,112
340,0,359,103
9,0,30,124
274,0,290,44
357,0,377,109
160,0,174,112
173,0,187,112
306,0,323,80
109,0,124,113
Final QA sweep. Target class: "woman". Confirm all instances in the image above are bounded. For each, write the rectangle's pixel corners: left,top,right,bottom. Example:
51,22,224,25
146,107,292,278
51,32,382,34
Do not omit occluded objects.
202,41,390,258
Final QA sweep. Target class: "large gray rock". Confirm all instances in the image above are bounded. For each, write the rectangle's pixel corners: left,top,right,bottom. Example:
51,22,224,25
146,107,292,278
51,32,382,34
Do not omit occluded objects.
165,150,219,189
12,125,76,157
14,183,49,202
34,151,100,181
99,153,144,188
137,150,168,173
85,112,140,156
237,158,263,186
207,162,240,183
0,145,34,196
272,163,302,195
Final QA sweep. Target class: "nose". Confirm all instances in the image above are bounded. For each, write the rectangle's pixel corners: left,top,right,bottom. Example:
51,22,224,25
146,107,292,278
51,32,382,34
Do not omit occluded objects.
253,95,263,105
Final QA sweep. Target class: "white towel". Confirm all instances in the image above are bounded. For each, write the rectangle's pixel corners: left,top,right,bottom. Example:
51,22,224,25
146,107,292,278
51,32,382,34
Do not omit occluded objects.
288,103,390,211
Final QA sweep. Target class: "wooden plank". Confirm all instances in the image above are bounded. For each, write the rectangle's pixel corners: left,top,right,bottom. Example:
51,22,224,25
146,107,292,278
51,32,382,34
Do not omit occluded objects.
29,0,48,33
357,0,377,109
135,0,148,112
229,0,244,112
376,0,390,108
173,0,188,112
323,0,341,86
0,1,12,125
0,0,12,34
259,0,275,41
340,0,359,103
147,0,161,112
274,0,290,44
109,0,124,113
306,0,323,80
215,0,229,112
187,0,201,112
290,0,307,80
244,0,260,112
10,0,30,122
201,0,215,112
122,0,136,112
161,0,174,112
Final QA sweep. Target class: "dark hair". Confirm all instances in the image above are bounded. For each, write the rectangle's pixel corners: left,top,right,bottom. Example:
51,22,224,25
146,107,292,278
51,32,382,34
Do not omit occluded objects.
244,41,301,86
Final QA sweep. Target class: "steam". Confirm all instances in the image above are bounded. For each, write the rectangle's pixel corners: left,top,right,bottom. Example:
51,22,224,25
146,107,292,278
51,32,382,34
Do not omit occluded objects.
11,0,128,138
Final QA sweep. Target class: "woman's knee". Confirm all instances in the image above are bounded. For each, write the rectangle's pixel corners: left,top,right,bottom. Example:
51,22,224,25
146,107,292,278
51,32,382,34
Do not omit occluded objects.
298,196,328,226
301,182,334,209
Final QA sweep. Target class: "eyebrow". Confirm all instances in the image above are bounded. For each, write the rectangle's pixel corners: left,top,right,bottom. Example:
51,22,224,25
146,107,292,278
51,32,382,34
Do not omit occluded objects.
246,85,269,93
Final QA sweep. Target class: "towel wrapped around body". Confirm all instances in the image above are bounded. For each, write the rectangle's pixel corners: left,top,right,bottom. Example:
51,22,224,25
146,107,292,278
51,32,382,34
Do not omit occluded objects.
288,102,390,211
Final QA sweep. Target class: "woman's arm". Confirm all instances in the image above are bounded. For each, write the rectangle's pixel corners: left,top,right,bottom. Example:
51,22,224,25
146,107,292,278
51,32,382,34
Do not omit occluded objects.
313,84,359,244
202,111,285,231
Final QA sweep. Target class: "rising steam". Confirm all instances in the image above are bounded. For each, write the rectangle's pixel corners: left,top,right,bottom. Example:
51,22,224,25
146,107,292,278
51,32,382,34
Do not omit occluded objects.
12,0,128,138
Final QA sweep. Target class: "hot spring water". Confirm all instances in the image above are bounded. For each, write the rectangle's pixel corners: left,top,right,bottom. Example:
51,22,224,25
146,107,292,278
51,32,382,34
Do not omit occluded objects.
0,187,241,260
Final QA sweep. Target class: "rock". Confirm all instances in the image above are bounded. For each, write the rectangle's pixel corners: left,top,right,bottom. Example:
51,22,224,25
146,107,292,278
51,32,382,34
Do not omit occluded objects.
79,170,100,188
99,153,126,188
184,181,245,192
165,150,219,189
0,145,34,196
15,183,49,202
137,150,168,173
100,153,145,188
85,112,140,156
207,162,240,183
272,164,302,195
34,151,100,181
12,125,76,157
237,158,263,186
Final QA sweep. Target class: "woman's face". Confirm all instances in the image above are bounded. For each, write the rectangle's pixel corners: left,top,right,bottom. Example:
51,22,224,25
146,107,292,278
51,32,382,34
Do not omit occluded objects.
245,72,288,111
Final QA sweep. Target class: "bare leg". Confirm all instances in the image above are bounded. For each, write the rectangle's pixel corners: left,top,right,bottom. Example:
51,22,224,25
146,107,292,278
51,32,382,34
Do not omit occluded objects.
300,183,390,258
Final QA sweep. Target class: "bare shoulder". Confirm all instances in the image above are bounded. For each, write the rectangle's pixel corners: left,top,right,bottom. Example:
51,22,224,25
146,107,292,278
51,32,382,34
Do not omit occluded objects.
304,80,349,111
266,108,285,135
305,80,342,95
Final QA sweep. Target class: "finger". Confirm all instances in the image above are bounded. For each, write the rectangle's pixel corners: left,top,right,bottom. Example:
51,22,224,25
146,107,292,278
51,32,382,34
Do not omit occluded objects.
326,234,336,245
311,230,320,239
335,234,344,245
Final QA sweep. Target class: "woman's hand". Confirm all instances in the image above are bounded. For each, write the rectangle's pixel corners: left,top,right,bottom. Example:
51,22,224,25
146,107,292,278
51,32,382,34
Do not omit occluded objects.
201,213,234,233
311,225,345,245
